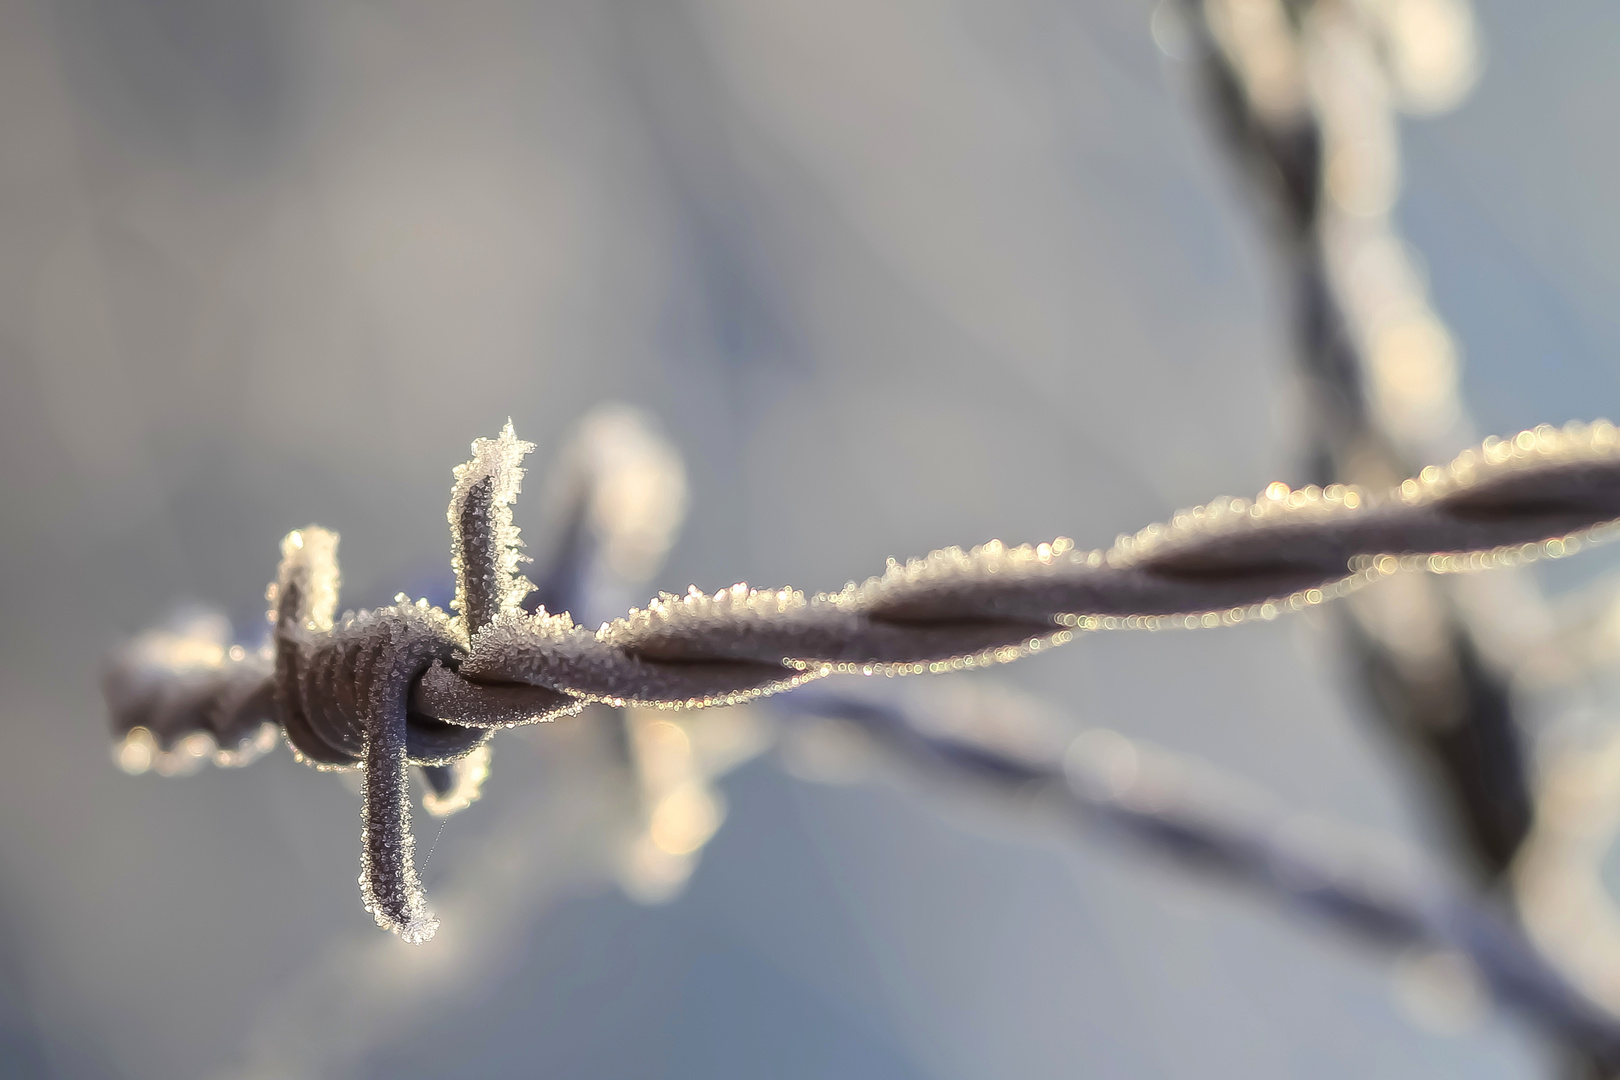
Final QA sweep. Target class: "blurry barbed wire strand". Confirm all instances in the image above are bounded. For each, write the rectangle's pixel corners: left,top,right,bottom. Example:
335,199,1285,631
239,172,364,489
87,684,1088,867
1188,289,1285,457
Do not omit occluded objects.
769,683,1620,1064
105,414,1620,946
529,404,690,628
1168,4,1620,1069
1167,0,1550,882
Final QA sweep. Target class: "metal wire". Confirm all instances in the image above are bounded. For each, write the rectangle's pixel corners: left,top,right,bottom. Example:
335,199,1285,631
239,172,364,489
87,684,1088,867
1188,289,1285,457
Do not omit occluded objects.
106,418,1620,944
421,421,1620,715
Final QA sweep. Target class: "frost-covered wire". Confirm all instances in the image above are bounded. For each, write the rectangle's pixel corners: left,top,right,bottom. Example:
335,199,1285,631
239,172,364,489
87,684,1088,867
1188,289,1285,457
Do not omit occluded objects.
425,420,1620,713
107,418,1620,942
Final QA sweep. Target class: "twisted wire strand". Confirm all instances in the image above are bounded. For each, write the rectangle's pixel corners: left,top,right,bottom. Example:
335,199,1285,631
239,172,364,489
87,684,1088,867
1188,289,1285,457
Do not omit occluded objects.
107,419,1620,941
771,687,1620,1062
423,421,1620,717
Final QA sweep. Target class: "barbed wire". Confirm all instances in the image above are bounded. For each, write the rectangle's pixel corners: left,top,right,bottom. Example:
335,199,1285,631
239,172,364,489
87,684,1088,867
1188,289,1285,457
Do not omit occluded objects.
107,419,1620,943
424,421,1620,707
96,4,1620,1072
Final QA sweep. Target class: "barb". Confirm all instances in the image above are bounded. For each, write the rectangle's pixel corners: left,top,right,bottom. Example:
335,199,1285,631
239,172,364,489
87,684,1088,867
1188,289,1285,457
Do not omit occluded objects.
770,686,1620,1063
449,422,537,636
107,419,1620,941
